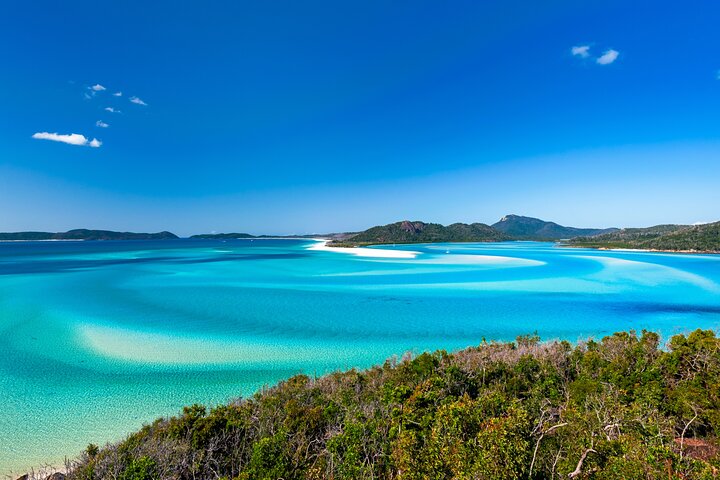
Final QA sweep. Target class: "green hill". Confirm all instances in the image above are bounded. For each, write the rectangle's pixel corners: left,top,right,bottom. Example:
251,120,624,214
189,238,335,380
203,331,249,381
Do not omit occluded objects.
0,229,178,241
63,329,720,480
569,222,720,252
643,222,720,251
329,220,510,246
492,214,617,240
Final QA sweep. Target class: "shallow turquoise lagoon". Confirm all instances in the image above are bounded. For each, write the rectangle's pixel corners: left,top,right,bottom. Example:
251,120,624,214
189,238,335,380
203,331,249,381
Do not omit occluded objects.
1,239,719,473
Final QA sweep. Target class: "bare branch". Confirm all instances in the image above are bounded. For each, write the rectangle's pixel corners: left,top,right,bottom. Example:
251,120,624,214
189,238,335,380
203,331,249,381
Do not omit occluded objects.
679,407,699,461
568,448,597,478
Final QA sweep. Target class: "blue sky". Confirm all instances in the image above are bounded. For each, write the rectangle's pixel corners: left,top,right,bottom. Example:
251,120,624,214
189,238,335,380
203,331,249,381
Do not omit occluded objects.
1,0,719,235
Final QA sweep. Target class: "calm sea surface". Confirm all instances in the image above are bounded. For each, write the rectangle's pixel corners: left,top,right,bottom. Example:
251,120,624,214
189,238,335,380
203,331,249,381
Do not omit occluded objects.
2,239,719,473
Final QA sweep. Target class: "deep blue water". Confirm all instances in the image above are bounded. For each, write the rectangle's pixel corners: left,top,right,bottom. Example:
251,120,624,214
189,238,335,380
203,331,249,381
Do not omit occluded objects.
1,239,719,474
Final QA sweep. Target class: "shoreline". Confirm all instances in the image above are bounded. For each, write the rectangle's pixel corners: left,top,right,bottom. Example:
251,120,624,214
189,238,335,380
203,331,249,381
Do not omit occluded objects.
0,239,85,243
312,239,720,257
306,239,420,258
560,244,719,255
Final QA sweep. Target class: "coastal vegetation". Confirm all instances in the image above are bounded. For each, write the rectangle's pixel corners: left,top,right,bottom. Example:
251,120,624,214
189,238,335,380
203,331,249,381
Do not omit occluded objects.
63,329,720,480
0,230,178,241
569,222,720,252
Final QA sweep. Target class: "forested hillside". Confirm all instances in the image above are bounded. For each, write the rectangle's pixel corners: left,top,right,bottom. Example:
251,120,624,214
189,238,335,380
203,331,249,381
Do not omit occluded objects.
569,223,720,252
492,215,617,240
329,220,509,246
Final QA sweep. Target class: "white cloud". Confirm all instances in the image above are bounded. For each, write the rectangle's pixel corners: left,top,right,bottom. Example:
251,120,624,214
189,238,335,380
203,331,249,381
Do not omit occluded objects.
91,84,106,91
104,107,121,113
32,132,102,148
96,120,109,128
597,49,619,65
113,91,122,96
571,45,590,58
129,96,147,106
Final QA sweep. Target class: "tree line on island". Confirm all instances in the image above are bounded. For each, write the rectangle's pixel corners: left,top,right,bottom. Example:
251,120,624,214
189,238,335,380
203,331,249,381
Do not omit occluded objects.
1,214,718,252
0,229,178,241
566,223,720,252
326,215,720,253
55,329,720,479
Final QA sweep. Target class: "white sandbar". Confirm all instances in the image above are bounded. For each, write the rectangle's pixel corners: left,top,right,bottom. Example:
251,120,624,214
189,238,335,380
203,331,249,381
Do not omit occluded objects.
307,239,420,258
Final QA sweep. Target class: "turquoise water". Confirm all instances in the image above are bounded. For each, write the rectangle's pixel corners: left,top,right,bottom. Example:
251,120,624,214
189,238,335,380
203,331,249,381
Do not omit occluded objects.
1,239,719,474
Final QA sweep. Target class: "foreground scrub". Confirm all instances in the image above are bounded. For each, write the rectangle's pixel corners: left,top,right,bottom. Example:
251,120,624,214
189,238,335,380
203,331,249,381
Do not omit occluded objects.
69,330,720,479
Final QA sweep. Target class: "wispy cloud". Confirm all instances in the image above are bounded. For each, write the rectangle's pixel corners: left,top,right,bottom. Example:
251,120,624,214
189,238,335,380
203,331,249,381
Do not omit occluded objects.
129,96,147,106
91,84,106,92
571,45,590,58
571,45,620,66
104,107,121,113
113,91,122,97
96,120,109,128
596,49,619,65
32,132,102,148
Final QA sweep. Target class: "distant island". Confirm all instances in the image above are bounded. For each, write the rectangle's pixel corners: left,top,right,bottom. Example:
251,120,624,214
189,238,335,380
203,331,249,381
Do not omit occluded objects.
189,232,257,239
491,214,618,240
568,222,720,252
190,232,356,242
328,220,510,246
0,229,178,241
327,215,616,247
2,216,718,252
324,215,719,252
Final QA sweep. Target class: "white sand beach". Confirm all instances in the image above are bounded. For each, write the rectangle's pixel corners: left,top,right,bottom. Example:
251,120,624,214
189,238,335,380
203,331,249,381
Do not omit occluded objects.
307,239,420,258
